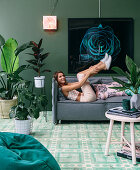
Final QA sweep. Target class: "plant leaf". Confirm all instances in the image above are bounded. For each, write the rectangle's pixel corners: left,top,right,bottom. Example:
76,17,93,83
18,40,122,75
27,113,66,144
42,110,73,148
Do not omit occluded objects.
108,86,127,91
1,38,19,73
40,52,49,62
15,41,33,56
112,77,132,88
111,67,129,80
33,67,39,73
26,59,38,66
14,65,30,75
126,55,136,74
38,39,43,48
0,34,5,46
41,69,51,73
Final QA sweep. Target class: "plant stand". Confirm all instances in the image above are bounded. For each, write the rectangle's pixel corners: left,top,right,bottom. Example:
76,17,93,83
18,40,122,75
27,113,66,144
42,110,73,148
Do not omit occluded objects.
33,83,47,122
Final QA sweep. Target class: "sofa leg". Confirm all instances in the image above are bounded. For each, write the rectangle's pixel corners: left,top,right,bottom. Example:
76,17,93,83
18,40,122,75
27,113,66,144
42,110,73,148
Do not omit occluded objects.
53,120,58,125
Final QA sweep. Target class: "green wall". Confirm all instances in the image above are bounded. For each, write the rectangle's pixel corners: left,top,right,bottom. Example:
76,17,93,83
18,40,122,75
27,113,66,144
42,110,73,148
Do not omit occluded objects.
0,0,140,110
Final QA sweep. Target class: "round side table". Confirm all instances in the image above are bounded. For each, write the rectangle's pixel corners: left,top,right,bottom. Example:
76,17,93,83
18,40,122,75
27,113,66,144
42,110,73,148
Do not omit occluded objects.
105,111,140,165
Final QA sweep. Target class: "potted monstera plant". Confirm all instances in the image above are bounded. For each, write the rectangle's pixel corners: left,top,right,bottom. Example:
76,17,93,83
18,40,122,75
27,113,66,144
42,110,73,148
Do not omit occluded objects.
9,80,48,135
26,38,51,88
0,34,32,118
110,55,140,110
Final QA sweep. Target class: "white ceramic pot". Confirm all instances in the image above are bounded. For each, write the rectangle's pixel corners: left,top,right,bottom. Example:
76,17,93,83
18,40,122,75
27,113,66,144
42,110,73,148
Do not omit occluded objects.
130,94,140,110
0,98,18,119
15,117,33,135
34,76,45,88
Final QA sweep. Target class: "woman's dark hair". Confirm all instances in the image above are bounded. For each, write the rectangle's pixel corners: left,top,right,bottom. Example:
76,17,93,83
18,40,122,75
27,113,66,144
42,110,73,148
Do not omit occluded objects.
53,71,67,86
53,71,64,82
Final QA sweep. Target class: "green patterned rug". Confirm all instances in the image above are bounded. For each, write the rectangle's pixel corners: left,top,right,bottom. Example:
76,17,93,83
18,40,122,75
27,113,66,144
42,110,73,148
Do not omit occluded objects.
0,111,140,170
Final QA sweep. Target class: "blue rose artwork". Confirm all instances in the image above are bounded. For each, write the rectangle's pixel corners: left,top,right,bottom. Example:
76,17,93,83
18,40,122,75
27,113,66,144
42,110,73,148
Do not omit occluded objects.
80,24,121,62
68,18,134,74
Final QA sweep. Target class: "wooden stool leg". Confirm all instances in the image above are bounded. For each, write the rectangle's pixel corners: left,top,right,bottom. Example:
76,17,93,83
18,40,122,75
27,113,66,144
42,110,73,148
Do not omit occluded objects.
121,121,125,147
130,122,136,165
105,119,114,156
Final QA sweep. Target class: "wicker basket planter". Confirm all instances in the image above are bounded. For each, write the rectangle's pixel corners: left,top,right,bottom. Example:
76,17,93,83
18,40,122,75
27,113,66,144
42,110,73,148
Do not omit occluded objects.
0,98,18,119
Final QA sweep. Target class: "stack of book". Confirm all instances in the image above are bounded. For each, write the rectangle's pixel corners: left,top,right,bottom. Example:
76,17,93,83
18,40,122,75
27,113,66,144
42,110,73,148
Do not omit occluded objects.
117,144,140,162
107,107,140,118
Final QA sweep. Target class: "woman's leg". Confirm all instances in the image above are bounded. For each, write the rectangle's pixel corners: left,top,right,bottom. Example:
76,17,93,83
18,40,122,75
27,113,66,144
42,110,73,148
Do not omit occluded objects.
77,73,96,102
78,61,106,78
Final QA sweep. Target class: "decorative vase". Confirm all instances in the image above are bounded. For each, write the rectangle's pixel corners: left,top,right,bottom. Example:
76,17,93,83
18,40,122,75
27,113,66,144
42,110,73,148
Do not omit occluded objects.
130,94,140,110
0,98,18,119
15,117,33,135
34,76,45,88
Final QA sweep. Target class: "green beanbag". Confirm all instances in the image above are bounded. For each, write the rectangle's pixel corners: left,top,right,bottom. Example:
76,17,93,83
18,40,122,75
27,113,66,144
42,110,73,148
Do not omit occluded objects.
0,132,60,170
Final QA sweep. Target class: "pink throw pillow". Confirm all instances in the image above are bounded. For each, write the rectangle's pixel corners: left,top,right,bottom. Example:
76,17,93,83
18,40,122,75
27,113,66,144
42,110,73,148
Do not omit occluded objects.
93,82,127,100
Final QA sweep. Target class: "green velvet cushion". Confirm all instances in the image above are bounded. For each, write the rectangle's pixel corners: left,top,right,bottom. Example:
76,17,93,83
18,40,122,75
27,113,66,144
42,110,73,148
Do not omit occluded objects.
125,87,140,96
0,132,60,170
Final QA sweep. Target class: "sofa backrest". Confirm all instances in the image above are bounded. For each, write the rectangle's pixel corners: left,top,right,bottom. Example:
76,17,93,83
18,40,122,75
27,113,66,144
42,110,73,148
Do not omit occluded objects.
65,76,128,84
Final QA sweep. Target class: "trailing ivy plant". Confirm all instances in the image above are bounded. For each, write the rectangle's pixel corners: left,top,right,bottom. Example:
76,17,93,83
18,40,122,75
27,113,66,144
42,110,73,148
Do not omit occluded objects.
0,34,33,99
110,55,140,94
26,38,51,77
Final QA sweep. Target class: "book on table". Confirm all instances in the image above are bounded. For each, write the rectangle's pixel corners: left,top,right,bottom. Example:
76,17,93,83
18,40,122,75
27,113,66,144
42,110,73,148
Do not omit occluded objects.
107,107,140,118
117,144,140,162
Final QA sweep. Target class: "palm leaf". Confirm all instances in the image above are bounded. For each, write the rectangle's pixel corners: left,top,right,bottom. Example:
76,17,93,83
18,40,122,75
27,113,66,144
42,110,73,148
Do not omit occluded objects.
108,86,127,91
112,77,132,88
111,67,129,79
126,55,136,74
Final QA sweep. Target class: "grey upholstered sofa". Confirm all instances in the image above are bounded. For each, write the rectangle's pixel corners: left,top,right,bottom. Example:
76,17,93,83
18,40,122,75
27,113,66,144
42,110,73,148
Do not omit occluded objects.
52,76,130,124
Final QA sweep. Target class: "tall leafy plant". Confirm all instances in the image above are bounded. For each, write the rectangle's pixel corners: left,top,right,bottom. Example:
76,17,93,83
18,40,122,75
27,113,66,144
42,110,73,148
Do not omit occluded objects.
26,38,51,77
110,55,140,94
0,34,33,99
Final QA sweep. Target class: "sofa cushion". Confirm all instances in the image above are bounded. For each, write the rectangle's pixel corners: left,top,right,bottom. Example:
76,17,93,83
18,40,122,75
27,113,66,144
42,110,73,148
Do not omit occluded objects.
93,82,127,100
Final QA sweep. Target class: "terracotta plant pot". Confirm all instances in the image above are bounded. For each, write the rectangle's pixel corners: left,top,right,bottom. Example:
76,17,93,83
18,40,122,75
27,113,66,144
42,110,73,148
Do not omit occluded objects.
34,76,45,88
0,98,18,119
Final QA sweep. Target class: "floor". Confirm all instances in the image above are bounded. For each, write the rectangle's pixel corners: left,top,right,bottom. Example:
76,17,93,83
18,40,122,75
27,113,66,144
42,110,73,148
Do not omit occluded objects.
0,111,140,170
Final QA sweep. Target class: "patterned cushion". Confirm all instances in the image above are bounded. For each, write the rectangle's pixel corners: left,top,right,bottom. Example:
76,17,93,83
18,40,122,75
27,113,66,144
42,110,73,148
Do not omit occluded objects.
93,82,127,100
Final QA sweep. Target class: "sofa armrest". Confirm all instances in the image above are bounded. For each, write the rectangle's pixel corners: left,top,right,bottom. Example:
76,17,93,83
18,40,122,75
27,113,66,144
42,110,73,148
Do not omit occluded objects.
52,78,58,124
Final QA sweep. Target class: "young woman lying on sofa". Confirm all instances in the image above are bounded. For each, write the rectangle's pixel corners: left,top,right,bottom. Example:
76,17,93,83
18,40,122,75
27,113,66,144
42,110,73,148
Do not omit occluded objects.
53,53,112,102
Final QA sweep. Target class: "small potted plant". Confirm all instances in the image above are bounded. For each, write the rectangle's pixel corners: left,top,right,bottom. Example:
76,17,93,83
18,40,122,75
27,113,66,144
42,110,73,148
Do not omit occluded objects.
26,38,51,88
0,34,32,118
9,80,48,135
110,55,140,110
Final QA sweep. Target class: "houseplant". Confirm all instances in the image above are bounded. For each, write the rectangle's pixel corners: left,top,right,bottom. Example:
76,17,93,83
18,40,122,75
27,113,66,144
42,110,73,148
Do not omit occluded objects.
9,79,48,134
110,55,140,110
0,34,33,118
26,38,51,88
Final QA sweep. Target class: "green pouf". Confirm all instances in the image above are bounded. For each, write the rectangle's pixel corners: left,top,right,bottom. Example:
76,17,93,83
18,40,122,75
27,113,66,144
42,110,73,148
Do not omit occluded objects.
0,132,60,170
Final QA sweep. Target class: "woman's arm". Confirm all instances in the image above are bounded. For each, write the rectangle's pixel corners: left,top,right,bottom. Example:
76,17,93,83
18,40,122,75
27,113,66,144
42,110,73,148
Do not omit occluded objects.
62,72,90,92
